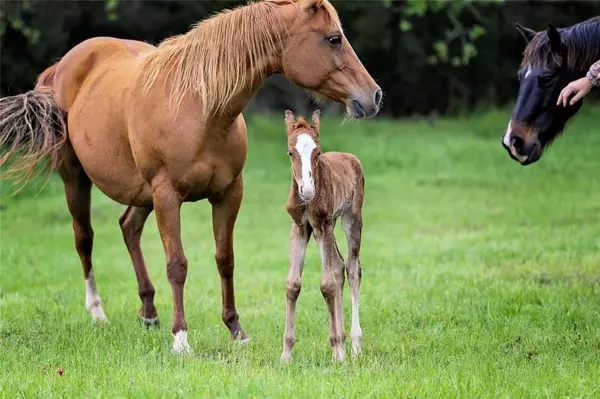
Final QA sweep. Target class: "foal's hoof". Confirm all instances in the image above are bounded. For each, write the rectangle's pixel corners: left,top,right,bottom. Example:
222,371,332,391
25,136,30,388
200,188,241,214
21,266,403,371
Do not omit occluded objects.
280,352,292,364
332,346,346,363
138,315,160,329
351,340,362,358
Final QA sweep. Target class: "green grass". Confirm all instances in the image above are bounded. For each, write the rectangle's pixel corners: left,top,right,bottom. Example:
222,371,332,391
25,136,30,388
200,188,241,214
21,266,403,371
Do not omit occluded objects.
1,107,599,398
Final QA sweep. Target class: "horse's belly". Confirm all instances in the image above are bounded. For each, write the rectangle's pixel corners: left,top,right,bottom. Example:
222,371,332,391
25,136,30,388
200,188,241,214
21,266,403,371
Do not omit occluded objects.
68,105,152,206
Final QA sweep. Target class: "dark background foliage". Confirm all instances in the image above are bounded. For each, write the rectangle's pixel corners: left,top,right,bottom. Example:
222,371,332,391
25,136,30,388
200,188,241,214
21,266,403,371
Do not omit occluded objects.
0,0,598,117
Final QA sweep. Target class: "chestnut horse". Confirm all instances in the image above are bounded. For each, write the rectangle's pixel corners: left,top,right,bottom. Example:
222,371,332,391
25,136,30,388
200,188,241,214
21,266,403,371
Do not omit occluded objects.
281,110,364,363
0,0,381,353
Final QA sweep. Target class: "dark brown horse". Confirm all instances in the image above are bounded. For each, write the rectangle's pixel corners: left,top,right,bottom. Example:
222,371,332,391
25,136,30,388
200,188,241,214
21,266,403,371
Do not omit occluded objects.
281,110,364,363
502,17,600,165
0,0,381,353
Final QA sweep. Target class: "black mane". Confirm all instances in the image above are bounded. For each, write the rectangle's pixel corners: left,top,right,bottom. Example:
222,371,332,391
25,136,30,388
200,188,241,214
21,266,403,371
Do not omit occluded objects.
522,16,600,74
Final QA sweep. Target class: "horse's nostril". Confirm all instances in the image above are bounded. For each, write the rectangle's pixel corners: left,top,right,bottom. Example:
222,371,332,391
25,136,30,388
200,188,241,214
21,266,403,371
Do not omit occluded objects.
511,136,525,153
374,88,383,106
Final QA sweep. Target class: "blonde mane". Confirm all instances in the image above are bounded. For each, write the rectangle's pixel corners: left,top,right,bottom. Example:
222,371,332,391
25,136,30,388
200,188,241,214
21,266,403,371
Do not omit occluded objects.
138,0,340,116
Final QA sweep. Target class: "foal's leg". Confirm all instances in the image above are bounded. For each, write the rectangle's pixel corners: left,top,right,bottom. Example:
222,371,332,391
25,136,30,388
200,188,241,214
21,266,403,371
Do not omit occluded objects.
314,220,346,362
281,222,312,363
59,153,107,322
210,176,248,342
342,211,363,357
119,205,159,326
152,178,190,353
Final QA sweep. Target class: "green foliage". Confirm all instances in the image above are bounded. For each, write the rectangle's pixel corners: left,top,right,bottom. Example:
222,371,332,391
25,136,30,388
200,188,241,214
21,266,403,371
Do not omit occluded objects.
386,0,501,67
0,1,596,116
2,109,600,396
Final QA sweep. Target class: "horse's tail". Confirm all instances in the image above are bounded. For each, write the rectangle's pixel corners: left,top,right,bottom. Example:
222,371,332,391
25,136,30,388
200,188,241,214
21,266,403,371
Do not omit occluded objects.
0,64,67,190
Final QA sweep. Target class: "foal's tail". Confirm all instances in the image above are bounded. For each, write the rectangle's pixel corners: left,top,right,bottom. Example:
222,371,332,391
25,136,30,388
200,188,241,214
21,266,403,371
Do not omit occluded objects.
0,76,67,189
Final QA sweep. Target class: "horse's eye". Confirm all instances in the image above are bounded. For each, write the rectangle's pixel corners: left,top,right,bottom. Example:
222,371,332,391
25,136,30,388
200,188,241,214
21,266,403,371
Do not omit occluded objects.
327,36,342,47
287,151,292,157
538,75,554,86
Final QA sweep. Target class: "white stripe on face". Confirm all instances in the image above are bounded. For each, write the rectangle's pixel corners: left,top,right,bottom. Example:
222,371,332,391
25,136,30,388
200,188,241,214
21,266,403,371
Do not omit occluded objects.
524,66,532,79
503,119,512,147
295,134,317,189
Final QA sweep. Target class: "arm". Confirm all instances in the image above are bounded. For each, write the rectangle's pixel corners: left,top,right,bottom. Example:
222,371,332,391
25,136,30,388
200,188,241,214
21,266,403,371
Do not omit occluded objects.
587,60,600,87
557,60,600,107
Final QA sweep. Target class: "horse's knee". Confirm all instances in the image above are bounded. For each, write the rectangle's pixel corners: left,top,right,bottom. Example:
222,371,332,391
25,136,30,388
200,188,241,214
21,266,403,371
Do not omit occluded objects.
166,255,188,285
286,278,302,301
320,280,336,299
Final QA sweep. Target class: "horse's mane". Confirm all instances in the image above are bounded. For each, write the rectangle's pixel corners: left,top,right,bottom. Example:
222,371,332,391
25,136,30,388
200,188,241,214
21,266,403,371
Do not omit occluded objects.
138,0,340,116
522,16,600,72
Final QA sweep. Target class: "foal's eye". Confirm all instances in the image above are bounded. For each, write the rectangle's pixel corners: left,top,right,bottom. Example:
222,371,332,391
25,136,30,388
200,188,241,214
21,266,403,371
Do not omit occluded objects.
287,151,292,157
327,36,342,47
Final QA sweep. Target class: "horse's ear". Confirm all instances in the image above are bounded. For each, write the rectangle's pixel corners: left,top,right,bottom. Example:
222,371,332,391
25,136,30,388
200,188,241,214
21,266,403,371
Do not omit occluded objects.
285,110,295,132
515,23,536,43
311,110,321,132
303,0,323,14
547,24,563,53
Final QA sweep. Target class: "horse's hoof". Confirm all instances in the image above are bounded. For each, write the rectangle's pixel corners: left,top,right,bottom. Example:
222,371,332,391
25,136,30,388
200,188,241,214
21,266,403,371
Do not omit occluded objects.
172,330,193,355
231,330,251,344
138,315,160,329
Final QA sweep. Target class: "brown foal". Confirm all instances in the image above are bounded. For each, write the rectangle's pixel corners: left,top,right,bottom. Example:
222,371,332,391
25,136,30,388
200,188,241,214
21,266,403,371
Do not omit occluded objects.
281,110,364,363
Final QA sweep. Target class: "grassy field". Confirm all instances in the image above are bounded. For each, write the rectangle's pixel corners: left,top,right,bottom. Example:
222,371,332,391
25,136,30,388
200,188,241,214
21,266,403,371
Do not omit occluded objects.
1,106,599,398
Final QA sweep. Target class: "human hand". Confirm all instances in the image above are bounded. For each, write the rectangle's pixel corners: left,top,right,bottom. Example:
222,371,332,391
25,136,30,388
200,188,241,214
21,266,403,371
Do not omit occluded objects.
557,76,593,107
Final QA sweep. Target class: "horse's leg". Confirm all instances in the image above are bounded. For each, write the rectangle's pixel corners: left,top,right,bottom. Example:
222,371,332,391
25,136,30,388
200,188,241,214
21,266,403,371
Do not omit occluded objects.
119,205,159,326
342,210,363,357
210,176,249,342
58,149,107,323
281,222,312,363
152,178,190,353
314,220,346,362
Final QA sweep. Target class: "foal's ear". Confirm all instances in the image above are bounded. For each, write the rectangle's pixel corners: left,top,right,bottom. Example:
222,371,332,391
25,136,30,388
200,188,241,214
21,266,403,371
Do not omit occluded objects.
547,24,563,53
311,110,321,132
515,23,536,43
285,110,296,132
303,0,323,14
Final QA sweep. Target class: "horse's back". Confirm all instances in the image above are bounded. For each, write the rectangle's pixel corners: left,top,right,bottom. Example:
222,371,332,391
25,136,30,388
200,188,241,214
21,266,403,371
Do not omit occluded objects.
53,37,154,111
321,152,363,179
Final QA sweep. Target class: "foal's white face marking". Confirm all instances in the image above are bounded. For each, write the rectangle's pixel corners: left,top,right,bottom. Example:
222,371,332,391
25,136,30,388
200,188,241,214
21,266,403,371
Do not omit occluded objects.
295,133,317,199
524,66,532,79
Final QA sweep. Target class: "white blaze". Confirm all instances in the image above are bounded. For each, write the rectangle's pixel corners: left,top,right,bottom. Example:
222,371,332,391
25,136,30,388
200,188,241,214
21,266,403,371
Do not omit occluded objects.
295,134,316,194
503,119,512,147
524,66,532,79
